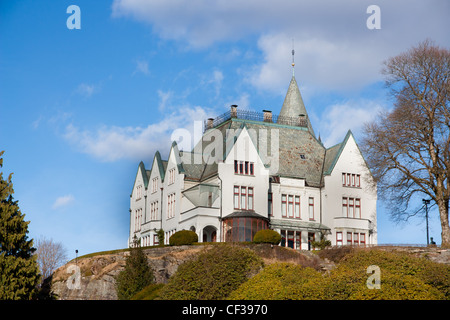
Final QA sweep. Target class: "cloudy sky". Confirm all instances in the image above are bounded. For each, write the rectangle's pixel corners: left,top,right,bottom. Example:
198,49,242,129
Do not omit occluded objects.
1,0,449,257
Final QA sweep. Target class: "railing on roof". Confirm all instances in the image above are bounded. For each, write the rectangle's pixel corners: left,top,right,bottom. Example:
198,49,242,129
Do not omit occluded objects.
203,108,308,132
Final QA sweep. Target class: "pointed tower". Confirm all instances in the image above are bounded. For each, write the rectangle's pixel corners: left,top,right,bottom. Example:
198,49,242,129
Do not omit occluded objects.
278,47,315,137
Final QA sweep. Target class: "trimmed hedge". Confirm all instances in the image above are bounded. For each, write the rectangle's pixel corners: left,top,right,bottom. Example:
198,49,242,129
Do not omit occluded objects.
253,229,281,245
169,230,198,246
229,249,449,300
158,244,264,300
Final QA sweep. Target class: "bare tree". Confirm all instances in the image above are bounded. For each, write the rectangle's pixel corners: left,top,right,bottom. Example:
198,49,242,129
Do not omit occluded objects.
362,40,450,247
35,236,68,281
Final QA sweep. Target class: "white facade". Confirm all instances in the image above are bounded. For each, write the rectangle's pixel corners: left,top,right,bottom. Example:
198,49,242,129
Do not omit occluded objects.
129,76,377,249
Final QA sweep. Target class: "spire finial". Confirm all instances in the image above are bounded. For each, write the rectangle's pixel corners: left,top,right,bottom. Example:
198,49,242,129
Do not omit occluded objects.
291,38,295,77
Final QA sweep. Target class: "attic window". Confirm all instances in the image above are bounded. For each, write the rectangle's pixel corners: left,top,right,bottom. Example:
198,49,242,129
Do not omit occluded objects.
299,154,306,159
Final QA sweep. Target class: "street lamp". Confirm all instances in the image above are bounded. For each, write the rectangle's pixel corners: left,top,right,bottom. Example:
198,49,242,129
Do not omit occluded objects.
422,199,431,245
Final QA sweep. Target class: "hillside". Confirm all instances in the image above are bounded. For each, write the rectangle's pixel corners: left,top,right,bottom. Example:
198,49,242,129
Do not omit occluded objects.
50,244,450,300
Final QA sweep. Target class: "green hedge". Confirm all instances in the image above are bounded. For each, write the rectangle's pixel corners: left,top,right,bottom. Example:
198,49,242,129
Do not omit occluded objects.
229,249,449,300
158,244,264,300
253,229,281,245
169,230,198,246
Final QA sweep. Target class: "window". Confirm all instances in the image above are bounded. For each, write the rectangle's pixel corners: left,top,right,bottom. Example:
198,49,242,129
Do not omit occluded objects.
288,195,294,218
153,234,159,246
280,229,301,249
234,186,239,209
167,193,176,219
241,187,246,209
268,192,273,217
248,187,254,210
360,233,366,246
168,168,175,185
336,232,343,246
342,197,361,218
309,197,314,220
136,185,142,200
294,196,300,219
152,178,158,193
348,198,354,218
355,199,361,218
347,232,352,245
342,173,361,188
281,194,301,219
234,160,255,176
353,232,359,245
342,198,348,216
150,201,158,221
135,208,142,232
234,186,254,211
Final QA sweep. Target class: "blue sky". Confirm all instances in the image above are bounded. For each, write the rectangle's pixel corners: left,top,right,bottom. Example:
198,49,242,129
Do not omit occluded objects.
1,0,449,258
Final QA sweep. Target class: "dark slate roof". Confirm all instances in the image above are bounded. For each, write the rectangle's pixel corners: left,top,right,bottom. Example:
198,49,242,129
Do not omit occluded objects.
199,118,326,187
223,211,269,221
279,76,315,137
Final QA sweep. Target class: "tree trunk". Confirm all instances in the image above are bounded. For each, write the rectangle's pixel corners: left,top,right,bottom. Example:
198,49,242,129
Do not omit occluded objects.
437,199,450,248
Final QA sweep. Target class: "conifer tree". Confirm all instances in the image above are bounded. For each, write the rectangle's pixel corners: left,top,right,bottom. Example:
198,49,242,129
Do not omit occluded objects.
0,151,40,299
115,236,154,300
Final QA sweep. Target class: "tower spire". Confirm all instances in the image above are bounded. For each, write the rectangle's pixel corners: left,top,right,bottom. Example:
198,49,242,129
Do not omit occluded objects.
291,38,295,77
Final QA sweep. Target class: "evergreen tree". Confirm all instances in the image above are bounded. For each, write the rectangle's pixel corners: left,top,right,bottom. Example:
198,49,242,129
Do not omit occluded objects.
115,236,154,300
0,151,40,299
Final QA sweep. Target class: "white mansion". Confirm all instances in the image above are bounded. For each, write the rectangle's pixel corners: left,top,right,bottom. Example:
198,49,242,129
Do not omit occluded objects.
129,74,377,250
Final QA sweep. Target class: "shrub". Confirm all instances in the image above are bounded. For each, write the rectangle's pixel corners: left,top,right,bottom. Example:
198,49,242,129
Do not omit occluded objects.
228,263,322,300
131,283,165,300
169,230,198,246
158,244,264,300
229,249,448,300
253,229,281,245
115,245,154,300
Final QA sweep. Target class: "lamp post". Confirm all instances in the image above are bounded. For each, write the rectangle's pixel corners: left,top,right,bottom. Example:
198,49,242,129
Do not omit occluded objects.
422,199,431,245
75,249,78,268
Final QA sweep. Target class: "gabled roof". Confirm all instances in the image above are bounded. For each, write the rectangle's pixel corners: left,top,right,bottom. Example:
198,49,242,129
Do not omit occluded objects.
130,161,149,195
279,76,315,137
323,130,356,176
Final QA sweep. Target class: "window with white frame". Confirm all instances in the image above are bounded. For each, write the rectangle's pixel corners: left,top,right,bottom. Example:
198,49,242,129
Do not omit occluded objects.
150,201,158,221
308,197,314,220
336,232,343,246
342,173,361,188
167,193,176,219
168,168,176,185
233,186,254,211
136,185,142,200
342,197,361,218
152,177,158,193
281,194,301,219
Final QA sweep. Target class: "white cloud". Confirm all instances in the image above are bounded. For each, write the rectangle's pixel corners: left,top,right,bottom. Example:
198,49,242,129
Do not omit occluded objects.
63,105,212,162
133,59,150,76
319,99,385,147
111,0,450,91
76,83,97,97
52,195,75,210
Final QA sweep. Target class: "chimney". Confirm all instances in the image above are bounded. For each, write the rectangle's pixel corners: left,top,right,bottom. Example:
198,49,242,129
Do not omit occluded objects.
206,118,214,129
263,110,273,122
230,104,238,118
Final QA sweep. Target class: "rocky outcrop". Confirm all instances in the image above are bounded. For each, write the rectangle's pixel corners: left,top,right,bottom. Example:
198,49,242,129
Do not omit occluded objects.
51,244,450,300
51,245,204,300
